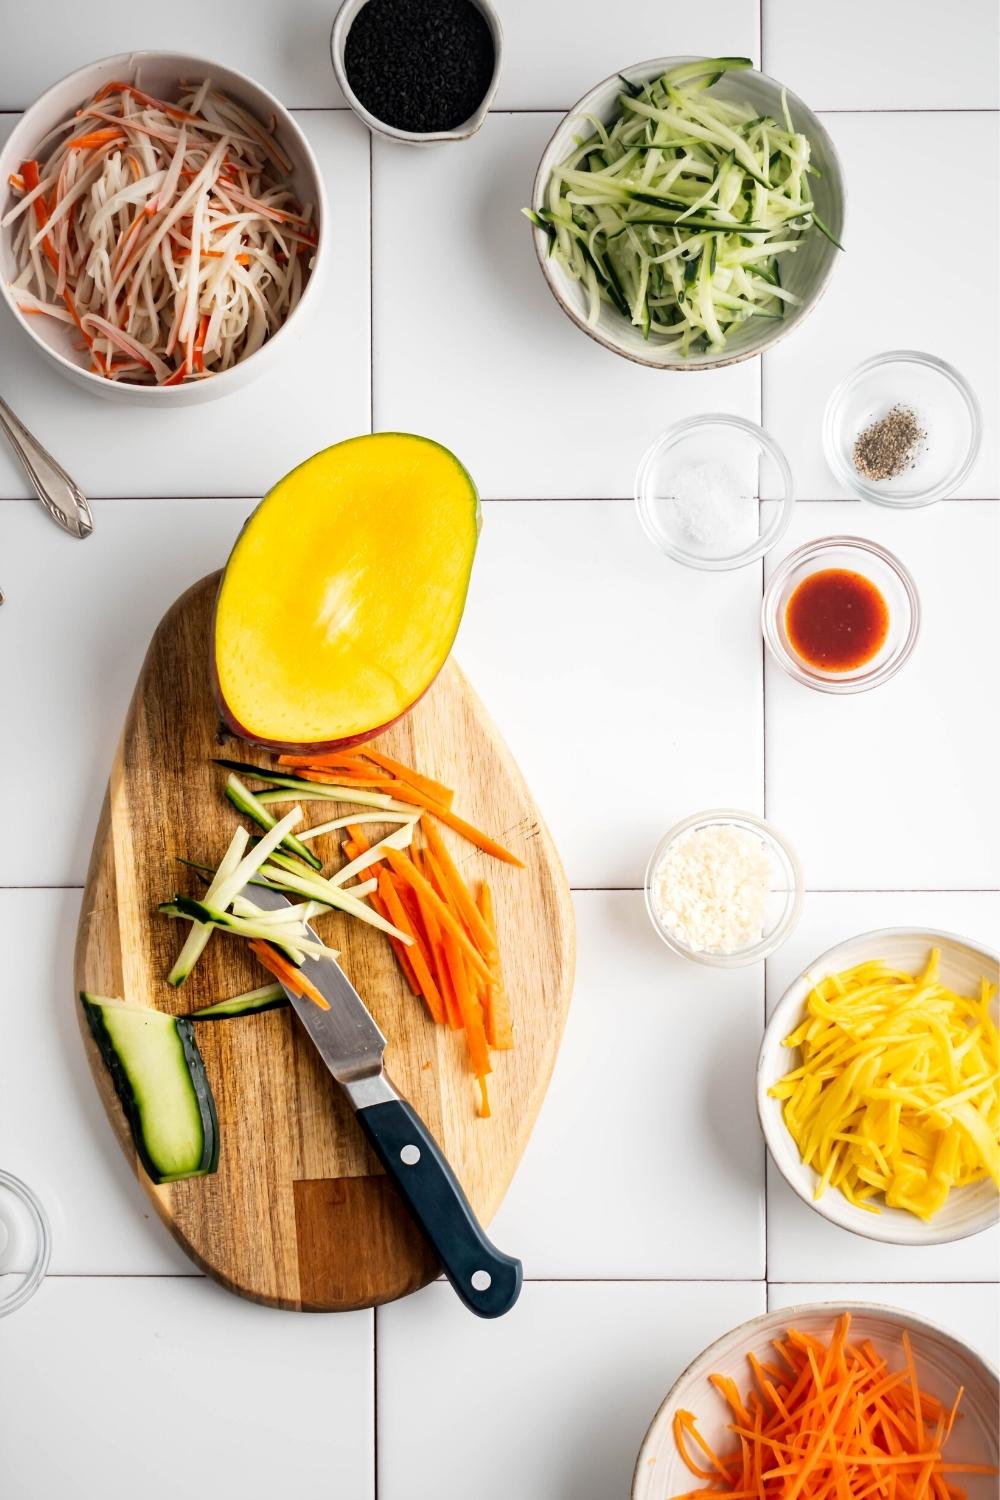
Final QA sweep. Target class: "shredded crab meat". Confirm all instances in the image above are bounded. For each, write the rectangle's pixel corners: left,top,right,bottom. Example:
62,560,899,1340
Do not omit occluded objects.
2,79,315,385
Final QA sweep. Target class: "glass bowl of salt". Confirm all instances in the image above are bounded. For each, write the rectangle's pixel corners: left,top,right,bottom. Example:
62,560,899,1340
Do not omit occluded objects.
634,414,794,570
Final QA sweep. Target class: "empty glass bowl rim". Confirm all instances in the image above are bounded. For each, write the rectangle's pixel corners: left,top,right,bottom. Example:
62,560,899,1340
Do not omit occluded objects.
762,535,921,694
634,413,795,570
0,1168,51,1317
822,349,982,506
644,808,804,968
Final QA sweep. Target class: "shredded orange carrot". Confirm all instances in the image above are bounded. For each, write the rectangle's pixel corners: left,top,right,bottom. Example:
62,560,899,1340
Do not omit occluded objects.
266,741,522,1116
408,791,523,866
354,747,455,808
422,821,496,955
383,848,492,983
440,926,491,1116
377,871,446,1025
477,883,514,1049
248,939,330,1011
670,1316,995,1500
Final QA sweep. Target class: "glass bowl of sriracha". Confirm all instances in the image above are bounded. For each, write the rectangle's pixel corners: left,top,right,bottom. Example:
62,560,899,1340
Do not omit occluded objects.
762,536,920,694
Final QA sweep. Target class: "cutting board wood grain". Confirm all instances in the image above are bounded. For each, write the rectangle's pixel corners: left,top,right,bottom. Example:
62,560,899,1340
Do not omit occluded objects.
75,573,574,1311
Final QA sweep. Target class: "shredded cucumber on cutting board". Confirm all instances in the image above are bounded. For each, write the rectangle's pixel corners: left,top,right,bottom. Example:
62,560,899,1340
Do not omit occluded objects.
526,57,841,354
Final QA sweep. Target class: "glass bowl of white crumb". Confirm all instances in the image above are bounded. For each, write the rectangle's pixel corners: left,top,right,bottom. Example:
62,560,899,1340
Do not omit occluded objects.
644,810,803,968
634,414,794,570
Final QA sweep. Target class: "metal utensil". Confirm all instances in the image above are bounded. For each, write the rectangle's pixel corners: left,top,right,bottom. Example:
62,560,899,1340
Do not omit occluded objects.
0,397,93,539
243,880,523,1318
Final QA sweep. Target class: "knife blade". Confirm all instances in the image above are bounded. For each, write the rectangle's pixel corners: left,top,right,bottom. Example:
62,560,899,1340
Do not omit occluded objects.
242,879,523,1318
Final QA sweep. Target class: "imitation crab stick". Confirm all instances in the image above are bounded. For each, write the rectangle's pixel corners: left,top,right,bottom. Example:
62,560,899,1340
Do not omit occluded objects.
670,1315,996,1500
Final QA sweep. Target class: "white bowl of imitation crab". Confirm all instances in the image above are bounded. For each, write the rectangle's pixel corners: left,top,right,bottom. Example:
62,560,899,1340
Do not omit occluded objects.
0,51,327,405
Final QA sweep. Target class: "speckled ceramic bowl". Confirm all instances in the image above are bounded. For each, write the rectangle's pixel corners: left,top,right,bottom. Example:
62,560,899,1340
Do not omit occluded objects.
530,57,845,370
0,51,326,406
633,1303,998,1500
330,0,503,145
757,927,1000,1245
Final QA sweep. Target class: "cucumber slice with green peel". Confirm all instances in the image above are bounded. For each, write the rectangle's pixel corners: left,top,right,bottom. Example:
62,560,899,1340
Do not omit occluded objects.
166,805,305,986
258,853,412,944
167,824,249,988
80,993,219,1183
160,895,336,962
188,984,288,1020
225,774,322,869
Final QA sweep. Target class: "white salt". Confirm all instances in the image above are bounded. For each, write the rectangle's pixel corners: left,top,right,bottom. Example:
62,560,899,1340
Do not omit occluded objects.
668,461,756,549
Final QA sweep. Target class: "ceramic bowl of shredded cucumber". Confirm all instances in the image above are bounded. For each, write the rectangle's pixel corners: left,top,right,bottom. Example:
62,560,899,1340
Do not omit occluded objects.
526,56,845,369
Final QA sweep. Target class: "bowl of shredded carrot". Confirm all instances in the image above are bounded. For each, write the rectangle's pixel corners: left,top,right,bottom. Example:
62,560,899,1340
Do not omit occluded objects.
632,1305,998,1500
0,51,326,402
757,929,999,1246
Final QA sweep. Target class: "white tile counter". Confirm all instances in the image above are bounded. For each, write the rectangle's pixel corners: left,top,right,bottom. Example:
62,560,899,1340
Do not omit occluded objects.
0,6,997,1498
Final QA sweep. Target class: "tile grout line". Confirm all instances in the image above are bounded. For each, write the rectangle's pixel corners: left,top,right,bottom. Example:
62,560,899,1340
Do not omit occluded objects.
10,876,1000,890
2,104,999,118
758,0,769,1298
37,1273,1000,1284
7,501,1000,513
373,1305,379,1500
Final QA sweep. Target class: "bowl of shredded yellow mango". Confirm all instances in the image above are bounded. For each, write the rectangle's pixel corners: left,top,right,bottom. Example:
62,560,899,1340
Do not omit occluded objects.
757,928,999,1244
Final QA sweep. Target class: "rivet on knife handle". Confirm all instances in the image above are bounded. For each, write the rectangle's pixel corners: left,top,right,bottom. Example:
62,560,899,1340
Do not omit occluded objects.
0,396,93,539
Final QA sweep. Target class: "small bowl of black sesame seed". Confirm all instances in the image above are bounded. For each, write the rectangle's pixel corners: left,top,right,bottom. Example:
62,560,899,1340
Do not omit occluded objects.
823,350,982,507
331,0,502,145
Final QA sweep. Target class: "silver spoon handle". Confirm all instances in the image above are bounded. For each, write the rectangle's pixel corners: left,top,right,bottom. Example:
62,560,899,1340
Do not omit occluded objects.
0,396,93,538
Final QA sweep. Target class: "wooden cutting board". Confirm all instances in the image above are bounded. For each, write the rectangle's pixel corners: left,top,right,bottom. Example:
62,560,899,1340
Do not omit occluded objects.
75,573,574,1311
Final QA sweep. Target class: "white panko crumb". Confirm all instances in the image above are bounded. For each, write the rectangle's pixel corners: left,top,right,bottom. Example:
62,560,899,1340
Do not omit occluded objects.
653,824,771,954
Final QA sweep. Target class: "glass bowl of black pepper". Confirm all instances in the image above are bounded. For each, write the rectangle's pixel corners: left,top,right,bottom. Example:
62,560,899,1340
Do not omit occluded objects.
823,350,982,507
332,0,502,145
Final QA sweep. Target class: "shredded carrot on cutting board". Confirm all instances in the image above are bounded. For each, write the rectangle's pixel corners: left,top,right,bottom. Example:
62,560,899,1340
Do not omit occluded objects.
670,1315,996,1500
248,939,330,1011
270,741,517,1118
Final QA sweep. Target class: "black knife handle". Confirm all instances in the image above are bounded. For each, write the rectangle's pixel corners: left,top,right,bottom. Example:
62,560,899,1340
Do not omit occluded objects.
356,1097,523,1318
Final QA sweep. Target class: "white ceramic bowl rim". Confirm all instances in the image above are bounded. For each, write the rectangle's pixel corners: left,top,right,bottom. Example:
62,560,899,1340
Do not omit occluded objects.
330,0,503,144
822,349,983,507
634,412,795,570
757,926,1000,1246
632,1298,1000,1499
0,50,327,400
762,534,921,694
644,808,804,968
530,56,846,372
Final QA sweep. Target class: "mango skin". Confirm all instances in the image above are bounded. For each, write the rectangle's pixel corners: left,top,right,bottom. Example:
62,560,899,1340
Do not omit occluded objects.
212,434,480,753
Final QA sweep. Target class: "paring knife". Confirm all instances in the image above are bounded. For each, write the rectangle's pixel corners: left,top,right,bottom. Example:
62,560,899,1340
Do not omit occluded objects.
242,880,523,1318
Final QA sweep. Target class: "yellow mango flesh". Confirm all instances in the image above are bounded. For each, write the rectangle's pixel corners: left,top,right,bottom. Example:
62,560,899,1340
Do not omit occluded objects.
214,434,479,748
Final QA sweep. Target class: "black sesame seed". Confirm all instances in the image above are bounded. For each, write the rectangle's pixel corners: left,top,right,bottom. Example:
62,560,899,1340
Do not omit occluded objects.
344,0,496,135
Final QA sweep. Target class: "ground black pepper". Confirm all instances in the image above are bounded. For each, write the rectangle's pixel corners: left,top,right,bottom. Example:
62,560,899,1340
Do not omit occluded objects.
852,405,926,482
344,0,495,134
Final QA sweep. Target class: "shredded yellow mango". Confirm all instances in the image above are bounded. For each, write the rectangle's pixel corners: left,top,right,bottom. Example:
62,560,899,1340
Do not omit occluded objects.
770,949,999,1220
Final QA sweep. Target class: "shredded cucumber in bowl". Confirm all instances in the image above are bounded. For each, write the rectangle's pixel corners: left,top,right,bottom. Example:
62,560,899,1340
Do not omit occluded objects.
525,57,842,356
